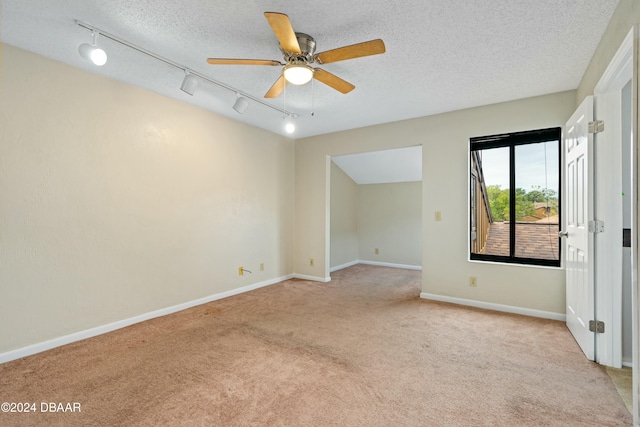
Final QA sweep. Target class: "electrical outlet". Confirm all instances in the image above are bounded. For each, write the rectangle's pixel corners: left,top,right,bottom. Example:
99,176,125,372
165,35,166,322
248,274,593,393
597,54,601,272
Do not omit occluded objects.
238,266,244,276
260,263,264,271
375,248,379,255
469,276,477,287
310,258,314,267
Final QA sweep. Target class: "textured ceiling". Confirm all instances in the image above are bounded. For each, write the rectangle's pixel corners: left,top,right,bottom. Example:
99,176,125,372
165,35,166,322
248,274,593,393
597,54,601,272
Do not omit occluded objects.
0,1,620,138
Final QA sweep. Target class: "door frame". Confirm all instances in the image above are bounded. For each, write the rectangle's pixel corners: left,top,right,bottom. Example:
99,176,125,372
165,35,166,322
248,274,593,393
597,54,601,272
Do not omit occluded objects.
592,27,637,423
593,28,634,368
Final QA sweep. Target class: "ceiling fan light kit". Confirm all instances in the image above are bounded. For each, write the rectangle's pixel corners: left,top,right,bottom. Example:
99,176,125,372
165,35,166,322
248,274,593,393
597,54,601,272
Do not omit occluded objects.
283,63,314,85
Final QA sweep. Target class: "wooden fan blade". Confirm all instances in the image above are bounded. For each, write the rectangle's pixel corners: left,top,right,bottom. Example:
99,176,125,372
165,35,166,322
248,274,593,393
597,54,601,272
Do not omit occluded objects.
313,68,355,94
315,39,386,64
265,75,286,98
264,12,301,53
207,58,282,66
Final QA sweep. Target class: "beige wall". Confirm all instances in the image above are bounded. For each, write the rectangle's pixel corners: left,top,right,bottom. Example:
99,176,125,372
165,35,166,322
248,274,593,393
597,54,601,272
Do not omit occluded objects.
358,182,422,266
420,94,574,313
0,44,295,353
330,162,359,268
297,91,576,313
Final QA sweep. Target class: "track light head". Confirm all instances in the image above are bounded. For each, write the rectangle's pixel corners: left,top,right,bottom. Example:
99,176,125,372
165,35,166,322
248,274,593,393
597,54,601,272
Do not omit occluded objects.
180,73,198,96
78,43,107,66
284,117,295,134
233,95,249,114
78,31,107,66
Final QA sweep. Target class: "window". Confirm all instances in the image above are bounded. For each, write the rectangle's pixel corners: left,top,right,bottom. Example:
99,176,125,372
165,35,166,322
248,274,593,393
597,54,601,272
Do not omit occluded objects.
469,127,561,267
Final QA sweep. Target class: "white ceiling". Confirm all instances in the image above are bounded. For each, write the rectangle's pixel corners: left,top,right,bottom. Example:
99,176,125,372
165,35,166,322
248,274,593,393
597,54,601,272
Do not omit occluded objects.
0,1,619,139
332,146,422,184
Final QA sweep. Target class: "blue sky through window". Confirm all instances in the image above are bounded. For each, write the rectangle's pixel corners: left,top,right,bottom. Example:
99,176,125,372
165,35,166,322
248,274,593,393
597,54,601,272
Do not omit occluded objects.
478,141,558,193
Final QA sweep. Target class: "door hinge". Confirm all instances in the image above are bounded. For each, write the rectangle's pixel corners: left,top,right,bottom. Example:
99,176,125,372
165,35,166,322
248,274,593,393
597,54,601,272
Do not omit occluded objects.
588,220,605,233
588,120,604,133
589,320,605,334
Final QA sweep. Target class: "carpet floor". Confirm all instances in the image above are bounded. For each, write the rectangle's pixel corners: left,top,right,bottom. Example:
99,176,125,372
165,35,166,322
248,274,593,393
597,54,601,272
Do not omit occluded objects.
0,264,632,426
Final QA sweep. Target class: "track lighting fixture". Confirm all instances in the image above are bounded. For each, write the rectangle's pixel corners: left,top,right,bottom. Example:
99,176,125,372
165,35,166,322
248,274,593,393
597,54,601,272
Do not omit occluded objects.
180,72,198,96
78,31,107,66
76,20,299,135
232,94,249,114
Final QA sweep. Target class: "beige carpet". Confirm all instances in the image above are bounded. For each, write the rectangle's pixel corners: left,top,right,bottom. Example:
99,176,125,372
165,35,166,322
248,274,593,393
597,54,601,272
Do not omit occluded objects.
0,264,632,426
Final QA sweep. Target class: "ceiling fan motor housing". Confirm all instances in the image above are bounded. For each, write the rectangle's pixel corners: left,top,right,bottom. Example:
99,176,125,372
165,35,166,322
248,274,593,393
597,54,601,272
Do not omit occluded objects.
281,32,316,63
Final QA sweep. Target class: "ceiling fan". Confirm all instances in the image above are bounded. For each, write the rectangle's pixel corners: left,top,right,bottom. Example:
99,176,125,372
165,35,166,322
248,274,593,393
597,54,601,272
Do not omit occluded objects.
207,12,386,98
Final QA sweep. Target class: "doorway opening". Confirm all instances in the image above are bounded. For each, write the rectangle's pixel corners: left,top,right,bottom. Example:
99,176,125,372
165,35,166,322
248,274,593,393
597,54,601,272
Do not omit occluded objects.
329,146,423,273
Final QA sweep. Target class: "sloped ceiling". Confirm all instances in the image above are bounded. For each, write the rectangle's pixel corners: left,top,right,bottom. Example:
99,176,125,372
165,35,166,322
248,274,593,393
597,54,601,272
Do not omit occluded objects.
332,146,422,184
0,1,619,138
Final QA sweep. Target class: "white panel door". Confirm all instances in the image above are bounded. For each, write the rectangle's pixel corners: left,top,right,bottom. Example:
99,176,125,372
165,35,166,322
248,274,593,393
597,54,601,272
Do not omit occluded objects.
565,96,595,360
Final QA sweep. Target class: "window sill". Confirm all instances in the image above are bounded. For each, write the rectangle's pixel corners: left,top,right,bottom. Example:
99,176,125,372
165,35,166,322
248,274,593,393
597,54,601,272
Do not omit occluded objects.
467,258,564,270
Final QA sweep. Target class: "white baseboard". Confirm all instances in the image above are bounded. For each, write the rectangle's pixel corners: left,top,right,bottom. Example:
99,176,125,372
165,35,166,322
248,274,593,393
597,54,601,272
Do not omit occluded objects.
330,260,359,272
293,274,332,282
420,292,566,321
330,260,422,273
359,260,422,271
0,274,294,365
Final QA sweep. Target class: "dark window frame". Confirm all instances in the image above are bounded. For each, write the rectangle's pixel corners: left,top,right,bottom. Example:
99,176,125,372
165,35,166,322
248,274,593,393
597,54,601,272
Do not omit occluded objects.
470,171,477,242
470,127,562,267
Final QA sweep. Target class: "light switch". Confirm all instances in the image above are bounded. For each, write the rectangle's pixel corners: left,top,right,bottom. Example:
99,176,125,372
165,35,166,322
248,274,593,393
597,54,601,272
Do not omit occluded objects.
435,211,442,221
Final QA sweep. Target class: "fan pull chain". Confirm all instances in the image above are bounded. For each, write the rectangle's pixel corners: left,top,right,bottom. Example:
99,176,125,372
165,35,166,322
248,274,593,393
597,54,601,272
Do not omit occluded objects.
283,80,287,120
311,78,315,117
